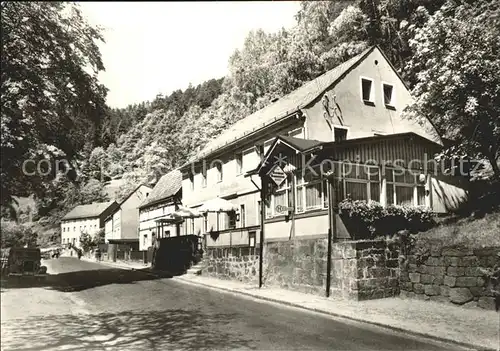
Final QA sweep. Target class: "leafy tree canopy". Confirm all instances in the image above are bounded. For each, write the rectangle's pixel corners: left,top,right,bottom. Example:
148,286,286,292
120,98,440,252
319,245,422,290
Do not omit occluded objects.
1,2,107,214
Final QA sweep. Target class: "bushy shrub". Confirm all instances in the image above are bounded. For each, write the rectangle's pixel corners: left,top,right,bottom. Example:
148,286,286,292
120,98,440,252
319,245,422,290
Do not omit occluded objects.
0,220,38,248
338,199,435,239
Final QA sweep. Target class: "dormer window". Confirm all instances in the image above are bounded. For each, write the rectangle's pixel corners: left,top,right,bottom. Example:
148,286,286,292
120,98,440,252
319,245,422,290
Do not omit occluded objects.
361,78,374,103
383,83,394,106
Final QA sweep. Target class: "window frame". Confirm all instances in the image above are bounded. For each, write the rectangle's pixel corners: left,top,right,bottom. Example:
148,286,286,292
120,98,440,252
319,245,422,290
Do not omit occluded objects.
288,127,304,139
385,168,427,207
240,204,246,228
215,162,223,183
342,163,381,203
333,125,349,142
201,166,207,188
189,172,194,190
381,82,395,107
263,138,274,154
235,152,243,175
360,76,375,103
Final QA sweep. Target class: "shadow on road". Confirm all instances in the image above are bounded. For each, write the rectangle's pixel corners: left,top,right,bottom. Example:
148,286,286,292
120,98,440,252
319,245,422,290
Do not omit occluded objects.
1,308,258,350
1,268,175,293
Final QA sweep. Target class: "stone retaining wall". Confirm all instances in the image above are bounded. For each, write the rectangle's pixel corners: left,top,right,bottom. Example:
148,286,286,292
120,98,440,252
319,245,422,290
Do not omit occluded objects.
332,240,400,301
204,247,259,283
204,238,400,301
263,238,328,295
400,246,499,310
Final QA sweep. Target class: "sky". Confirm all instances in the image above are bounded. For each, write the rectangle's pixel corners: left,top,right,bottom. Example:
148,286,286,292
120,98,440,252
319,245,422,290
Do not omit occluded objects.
80,1,301,108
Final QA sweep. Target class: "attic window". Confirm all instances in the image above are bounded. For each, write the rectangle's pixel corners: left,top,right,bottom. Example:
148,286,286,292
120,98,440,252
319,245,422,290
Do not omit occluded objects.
361,78,374,103
383,84,394,106
334,127,348,142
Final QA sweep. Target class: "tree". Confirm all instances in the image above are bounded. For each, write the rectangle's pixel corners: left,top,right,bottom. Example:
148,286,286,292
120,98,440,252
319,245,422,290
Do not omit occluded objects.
0,220,38,248
79,228,104,252
1,2,107,216
405,0,500,178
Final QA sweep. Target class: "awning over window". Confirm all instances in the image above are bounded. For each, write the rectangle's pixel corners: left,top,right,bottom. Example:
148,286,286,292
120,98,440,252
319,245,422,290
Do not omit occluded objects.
198,197,239,213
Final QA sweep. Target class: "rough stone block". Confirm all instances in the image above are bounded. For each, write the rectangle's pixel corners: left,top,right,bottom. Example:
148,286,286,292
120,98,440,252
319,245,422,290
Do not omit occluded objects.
426,257,443,266
449,288,473,304
368,267,389,278
386,259,399,268
401,282,413,291
408,263,417,272
443,275,456,287
440,285,450,296
473,248,499,257
424,284,440,296
430,246,442,257
413,283,425,294
358,257,375,269
431,266,446,276
477,277,486,287
433,275,444,285
442,247,473,256
444,256,460,266
456,277,477,287
464,266,481,277
417,265,428,274
477,296,496,310
447,266,465,277
469,286,485,297
420,274,433,284
409,273,420,283
400,290,409,299
462,301,479,309
459,256,479,267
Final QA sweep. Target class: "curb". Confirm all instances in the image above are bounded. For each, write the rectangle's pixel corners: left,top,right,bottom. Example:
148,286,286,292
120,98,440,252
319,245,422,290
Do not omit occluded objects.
172,276,496,351
80,257,149,271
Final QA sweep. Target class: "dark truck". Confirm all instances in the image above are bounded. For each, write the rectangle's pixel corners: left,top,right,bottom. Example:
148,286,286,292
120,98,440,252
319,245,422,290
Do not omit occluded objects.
1,247,47,280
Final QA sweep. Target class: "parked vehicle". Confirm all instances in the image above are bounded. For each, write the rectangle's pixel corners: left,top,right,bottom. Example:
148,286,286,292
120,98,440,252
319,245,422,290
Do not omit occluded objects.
1,247,47,281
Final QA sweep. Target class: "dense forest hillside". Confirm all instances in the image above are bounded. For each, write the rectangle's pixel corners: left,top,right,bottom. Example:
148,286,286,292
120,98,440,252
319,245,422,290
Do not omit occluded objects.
1,0,498,248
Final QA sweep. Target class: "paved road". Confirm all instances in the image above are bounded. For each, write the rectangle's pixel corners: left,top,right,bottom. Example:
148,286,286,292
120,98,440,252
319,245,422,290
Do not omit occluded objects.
1,258,471,351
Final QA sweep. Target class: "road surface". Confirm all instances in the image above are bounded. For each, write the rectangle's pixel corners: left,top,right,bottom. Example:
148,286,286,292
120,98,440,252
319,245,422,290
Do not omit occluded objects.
1,258,471,350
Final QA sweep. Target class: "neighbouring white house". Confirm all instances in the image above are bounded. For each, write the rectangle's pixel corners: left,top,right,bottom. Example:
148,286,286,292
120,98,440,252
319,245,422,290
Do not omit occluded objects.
138,169,183,260
60,201,119,249
103,184,152,260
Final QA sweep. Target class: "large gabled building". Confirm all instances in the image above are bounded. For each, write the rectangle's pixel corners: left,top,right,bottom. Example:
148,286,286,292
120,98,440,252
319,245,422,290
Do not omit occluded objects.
138,169,183,254
178,45,468,253
61,201,119,249
104,184,152,260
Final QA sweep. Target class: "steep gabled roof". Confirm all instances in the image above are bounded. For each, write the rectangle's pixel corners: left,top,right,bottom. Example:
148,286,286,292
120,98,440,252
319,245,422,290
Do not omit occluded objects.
118,184,152,206
186,46,376,165
139,169,182,209
62,201,117,221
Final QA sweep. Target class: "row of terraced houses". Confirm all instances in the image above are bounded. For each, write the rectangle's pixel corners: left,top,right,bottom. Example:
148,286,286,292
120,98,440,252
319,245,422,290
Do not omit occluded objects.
61,47,468,294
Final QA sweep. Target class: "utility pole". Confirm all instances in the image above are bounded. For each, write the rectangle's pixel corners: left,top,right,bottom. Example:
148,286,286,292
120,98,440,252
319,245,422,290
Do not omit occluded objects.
259,179,267,289
326,172,337,298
